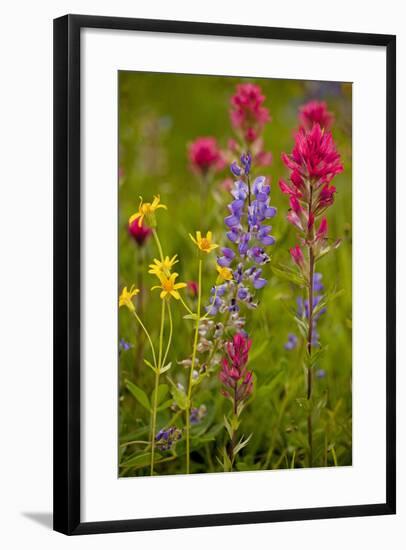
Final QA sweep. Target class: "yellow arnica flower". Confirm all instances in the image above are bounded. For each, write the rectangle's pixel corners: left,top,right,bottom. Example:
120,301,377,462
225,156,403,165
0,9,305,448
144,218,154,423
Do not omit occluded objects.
119,285,140,312
189,231,219,253
216,265,233,281
152,272,187,300
148,255,178,277
129,195,167,228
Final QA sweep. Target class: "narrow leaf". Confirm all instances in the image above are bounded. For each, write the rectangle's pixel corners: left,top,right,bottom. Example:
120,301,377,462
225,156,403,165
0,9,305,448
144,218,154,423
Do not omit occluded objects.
126,380,151,411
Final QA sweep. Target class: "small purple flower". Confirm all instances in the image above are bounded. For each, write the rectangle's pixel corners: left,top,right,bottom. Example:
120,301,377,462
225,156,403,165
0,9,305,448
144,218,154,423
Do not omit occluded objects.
284,333,298,350
240,152,252,175
248,246,270,265
227,227,239,243
217,247,235,267
230,161,242,177
313,272,324,292
231,180,249,200
316,369,326,379
238,232,250,256
119,338,132,352
190,404,207,425
296,272,326,348
237,286,250,301
155,427,182,451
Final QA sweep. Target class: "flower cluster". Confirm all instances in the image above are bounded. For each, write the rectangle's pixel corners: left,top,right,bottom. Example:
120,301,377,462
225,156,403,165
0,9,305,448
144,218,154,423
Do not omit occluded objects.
299,100,334,131
280,123,343,272
155,427,182,451
207,153,276,315
230,84,270,143
281,123,343,191
188,137,225,175
219,333,253,408
227,83,273,168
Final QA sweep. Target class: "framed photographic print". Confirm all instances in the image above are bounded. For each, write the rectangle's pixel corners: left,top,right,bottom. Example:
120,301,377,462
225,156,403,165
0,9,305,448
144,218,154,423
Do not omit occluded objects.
53,14,396,535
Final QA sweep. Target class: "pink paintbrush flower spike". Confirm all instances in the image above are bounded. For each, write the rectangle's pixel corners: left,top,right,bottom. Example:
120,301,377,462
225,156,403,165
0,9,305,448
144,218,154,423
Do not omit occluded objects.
299,100,334,131
188,137,225,175
282,124,343,186
220,332,253,406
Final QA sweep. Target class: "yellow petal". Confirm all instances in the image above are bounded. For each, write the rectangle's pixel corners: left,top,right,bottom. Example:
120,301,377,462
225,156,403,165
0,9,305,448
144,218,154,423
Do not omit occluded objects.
206,231,212,242
129,213,141,225
196,231,202,242
189,233,197,245
170,290,180,300
160,290,167,300
174,282,187,290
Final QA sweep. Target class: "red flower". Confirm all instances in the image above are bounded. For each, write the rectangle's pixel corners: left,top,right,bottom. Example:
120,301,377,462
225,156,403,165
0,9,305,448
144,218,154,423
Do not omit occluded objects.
188,137,224,175
282,124,343,186
230,83,270,142
187,280,198,298
316,217,328,241
128,218,152,246
299,100,334,131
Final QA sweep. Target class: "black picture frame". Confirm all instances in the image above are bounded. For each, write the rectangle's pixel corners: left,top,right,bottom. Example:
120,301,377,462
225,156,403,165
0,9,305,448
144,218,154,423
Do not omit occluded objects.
53,14,396,535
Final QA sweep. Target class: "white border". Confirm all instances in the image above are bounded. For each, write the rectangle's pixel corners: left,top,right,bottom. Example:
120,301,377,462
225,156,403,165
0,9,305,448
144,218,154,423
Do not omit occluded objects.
81,28,386,522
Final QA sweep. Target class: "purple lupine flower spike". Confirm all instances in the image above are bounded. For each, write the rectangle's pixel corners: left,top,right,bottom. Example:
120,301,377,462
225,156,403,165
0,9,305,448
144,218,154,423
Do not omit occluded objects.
207,153,276,315
289,273,326,350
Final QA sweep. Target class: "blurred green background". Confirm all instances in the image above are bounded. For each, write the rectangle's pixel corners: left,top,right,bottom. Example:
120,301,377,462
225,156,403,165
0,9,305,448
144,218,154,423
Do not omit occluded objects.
118,72,352,476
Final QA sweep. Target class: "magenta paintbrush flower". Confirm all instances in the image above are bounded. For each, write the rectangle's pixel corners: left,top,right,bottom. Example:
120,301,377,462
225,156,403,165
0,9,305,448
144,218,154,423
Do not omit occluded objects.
128,218,152,246
220,333,253,406
188,136,225,175
298,100,334,131
281,123,343,187
230,83,271,143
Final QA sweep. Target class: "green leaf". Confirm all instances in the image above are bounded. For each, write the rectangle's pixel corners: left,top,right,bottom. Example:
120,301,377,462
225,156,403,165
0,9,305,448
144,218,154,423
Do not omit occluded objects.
223,415,233,439
126,380,151,411
247,339,268,364
271,264,307,288
159,362,172,374
157,399,173,412
233,433,252,456
171,386,188,410
120,452,161,469
144,359,157,373
183,313,199,321
151,384,169,406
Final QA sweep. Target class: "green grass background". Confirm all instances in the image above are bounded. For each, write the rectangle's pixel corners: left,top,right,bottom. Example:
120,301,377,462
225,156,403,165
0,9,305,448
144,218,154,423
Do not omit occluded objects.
118,72,352,475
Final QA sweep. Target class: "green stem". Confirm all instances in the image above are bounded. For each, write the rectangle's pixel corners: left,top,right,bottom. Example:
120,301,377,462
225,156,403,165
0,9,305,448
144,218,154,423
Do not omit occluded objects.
131,310,157,368
306,183,315,467
178,294,194,315
150,299,165,475
185,257,202,474
162,300,173,368
152,228,164,262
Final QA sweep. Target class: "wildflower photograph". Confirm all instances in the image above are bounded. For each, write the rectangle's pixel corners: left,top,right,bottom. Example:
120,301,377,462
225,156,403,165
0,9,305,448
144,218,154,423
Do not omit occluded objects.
118,72,352,477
